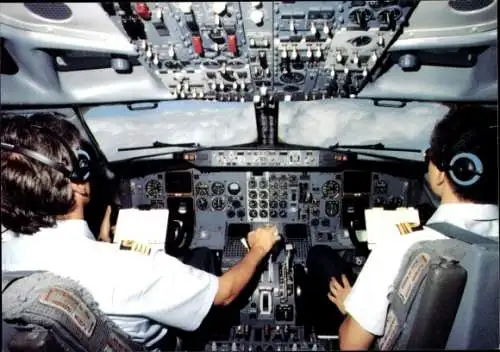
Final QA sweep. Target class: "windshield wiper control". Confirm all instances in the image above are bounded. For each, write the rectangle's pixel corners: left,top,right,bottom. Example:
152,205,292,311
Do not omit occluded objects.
117,141,200,152
329,142,421,153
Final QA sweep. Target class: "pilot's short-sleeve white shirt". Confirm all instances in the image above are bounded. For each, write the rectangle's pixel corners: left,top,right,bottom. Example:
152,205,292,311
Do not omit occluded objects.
1,219,219,347
344,203,499,336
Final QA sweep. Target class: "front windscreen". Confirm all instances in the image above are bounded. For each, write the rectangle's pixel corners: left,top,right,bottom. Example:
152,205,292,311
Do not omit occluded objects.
85,101,258,162
278,99,450,160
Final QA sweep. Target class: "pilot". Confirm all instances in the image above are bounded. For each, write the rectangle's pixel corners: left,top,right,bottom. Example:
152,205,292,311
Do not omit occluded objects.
1,113,280,349
2,112,115,243
306,105,498,350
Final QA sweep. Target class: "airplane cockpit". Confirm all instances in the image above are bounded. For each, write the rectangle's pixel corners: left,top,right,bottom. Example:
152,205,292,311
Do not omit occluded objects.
1,2,498,351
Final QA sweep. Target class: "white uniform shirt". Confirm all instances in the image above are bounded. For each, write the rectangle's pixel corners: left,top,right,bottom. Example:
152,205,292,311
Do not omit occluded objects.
1,219,219,347
344,203,499,336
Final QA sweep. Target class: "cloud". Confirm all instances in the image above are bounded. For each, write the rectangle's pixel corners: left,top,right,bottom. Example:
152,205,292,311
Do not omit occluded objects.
86,99,449,161
86,102,257,161
279,99,449,148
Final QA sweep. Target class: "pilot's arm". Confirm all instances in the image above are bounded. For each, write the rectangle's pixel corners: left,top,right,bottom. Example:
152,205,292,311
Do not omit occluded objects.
214,226,279,305
337,242,404,350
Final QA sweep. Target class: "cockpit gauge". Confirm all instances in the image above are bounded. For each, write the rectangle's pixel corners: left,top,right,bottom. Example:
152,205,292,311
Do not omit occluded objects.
374,179,389,194
248,178,257,189
373,196,386,207
195,181,209,196
259,180,268,189
325,201,340,217
145,179,162,199
196,197,209,211
249,190,258,199
212,196,226,211
349,8,374,25
259,190,268,199
211,181,225,195
389,196,404,207
249,200,258,209
321,180,340,199
227,182,241,195
260,200,268,208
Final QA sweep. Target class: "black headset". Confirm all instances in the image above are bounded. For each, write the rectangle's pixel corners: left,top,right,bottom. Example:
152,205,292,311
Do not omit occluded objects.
0,125,91,183
437,126,496,187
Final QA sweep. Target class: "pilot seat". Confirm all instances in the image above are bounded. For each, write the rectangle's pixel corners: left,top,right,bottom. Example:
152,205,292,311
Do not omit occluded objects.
376,222,499,350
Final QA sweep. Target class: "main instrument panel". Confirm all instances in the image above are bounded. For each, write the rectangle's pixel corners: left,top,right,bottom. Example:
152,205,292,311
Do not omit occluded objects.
119,150,417,256
103,1,419,101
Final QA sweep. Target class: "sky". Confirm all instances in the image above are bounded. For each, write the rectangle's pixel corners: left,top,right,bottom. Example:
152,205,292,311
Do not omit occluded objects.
85,99,450,161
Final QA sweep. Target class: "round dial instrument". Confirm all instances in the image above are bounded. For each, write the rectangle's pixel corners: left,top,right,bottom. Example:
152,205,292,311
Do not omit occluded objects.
196,197,209,211
211,181,225,195
322,180,340,199
227,182,241,195
374,179,389,194
212,196,226,211
145,179,162,199
195,181,209,196
325,201,340,217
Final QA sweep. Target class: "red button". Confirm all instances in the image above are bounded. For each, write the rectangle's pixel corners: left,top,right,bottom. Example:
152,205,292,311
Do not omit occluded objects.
192,36,203,54
135,3,151,20
227,35,237,54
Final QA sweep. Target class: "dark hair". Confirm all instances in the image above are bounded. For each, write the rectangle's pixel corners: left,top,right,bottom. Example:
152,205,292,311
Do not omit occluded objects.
429,105,498,204
1,112,82,234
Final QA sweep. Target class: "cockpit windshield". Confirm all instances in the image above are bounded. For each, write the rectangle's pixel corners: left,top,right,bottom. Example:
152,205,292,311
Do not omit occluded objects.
278,100,450,161
85,99,449,162
85,101,258,162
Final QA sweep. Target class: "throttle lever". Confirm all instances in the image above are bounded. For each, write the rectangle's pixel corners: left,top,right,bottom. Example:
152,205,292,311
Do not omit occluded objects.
270,235,285,262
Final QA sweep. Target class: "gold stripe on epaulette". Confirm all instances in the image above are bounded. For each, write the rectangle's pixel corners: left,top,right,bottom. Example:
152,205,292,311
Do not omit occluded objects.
396,222,420,235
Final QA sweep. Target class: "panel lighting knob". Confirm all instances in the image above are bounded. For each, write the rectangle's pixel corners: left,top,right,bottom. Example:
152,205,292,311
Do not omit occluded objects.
291,48,298,60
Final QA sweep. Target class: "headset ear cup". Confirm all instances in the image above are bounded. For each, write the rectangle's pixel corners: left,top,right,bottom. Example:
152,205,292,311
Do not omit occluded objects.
448,152,483,187
73,149,91,182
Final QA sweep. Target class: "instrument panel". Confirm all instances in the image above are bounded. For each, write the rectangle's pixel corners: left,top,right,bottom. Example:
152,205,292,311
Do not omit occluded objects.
103,1,419,101
119,156,417,256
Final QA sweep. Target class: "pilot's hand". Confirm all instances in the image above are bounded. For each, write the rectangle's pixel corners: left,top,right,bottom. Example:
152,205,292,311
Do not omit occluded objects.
247,224,280,254
98,205,113,243
327,274,352,315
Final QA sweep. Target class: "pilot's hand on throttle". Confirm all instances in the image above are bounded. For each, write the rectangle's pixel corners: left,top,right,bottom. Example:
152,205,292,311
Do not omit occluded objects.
247,225,280,254
327,274,352,316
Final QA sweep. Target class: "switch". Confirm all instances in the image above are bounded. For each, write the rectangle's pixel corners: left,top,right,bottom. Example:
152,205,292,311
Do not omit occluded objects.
227,34,238,54
177,2,192,13
323,22,330,35
310,23,317,35
251,10,264,25
135,2,151,20
168,45,175,58
192,36,203,54
213,2,227,14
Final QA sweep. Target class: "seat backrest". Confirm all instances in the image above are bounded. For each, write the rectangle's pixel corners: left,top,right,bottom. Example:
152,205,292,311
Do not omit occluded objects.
376,223,499,350
2,271,146,352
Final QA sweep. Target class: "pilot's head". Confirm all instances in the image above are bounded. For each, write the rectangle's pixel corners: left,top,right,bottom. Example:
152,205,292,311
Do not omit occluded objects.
426,105,498,204
1,113,91,234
